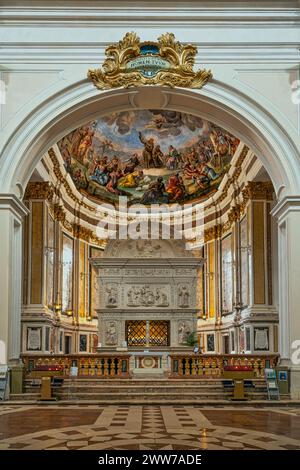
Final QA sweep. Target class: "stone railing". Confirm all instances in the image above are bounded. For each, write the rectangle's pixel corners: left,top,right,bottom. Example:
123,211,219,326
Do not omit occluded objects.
169,354,279,378
21,354,130,378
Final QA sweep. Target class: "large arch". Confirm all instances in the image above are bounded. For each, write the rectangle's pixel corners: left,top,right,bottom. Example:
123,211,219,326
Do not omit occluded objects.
1,81,300,398
0,81,300,199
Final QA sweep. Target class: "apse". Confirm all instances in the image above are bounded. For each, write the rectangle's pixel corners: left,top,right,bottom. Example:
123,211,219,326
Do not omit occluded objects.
57,110,240,207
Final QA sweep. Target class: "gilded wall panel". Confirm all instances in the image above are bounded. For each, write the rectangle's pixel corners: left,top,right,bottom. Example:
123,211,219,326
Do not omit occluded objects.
89,246,103,317
30,202,43,304
62,233,74,312
221,233,233,313
266,203,273,305
208,241,215,318
46,213,55,308
240,215,249,306
253,202,266,304
79,240,86,318
23,201,29,305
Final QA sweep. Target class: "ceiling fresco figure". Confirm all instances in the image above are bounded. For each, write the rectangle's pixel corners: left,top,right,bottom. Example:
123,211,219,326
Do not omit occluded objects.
57,109,240,206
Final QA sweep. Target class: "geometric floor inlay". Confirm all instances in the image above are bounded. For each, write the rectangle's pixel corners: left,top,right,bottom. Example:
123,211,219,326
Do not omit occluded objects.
0,405,300,450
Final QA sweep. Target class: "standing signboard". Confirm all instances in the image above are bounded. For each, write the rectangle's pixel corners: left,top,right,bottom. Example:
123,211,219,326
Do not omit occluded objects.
0,365,8,400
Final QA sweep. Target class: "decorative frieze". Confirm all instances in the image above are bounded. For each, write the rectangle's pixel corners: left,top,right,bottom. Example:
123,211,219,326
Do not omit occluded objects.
72,222,93,242
51,203,66,222
242,181,274,202
24,182,54,202
204,224,223,242
227,204,242,225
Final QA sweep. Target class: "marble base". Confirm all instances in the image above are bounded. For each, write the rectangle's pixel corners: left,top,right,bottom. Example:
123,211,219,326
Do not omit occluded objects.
290,367,300,399
132,368,165,377
10,367,24,394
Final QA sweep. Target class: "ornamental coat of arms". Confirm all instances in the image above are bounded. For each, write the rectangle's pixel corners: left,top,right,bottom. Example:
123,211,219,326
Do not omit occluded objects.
88,32,212,90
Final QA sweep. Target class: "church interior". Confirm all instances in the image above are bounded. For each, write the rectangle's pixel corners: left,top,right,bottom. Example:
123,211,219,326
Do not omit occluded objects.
1,0,300,456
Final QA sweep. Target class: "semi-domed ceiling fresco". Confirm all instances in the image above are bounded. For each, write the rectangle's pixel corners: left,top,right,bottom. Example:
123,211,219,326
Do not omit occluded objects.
57,110,240,206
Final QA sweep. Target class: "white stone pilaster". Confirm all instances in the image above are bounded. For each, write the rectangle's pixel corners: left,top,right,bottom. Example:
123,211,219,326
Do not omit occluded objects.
0,195,29,366
272,197,300,399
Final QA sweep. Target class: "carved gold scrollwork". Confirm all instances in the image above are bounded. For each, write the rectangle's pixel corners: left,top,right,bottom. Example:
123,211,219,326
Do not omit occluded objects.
204,224,223,242
88,32,212,90
52,203,66,222
242,181,274,202
72,223,94,242
24,182,54,202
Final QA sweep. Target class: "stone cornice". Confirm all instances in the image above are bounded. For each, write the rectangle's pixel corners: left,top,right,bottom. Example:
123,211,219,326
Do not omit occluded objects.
0,193,29,219
1,4,299,26
96,308,200,315
271,195,300,222
91,258,204,268
1,44,299,65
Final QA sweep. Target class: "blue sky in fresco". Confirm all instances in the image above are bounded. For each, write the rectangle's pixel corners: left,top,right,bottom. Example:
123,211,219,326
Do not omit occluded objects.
92,110,209,154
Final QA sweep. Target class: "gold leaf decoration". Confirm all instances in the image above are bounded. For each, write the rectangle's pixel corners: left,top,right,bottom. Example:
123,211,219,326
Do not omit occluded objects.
88,32,212,90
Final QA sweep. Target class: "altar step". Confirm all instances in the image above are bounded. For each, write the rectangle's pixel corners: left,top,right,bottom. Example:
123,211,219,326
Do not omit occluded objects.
7,377,289,404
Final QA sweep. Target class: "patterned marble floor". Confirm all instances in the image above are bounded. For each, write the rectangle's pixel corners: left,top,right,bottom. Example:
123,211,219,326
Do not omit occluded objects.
0,405,300,450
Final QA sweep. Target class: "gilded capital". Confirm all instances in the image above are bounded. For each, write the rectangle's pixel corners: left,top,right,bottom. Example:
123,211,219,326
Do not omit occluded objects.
242,181,274,202
24,182,54,202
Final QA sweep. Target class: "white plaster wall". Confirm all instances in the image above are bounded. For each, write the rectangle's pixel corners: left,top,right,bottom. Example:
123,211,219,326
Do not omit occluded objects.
1,1,300,395
0,2,300,196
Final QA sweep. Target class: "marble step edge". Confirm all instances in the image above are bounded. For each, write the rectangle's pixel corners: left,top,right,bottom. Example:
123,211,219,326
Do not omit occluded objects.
25,378,265,388
24,385,236,391
1,399,296,406
9,393,269,400
25,375,265,383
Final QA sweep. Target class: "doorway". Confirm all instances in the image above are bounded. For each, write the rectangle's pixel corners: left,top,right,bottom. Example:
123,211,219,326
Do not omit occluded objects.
223,335,230,354
65,335,72,354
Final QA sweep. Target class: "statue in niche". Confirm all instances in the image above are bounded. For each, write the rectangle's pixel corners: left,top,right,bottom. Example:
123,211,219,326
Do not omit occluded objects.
178,286,190,307
105,286,118,307
106,322,117,345
156,288,169,307
178,322,191,344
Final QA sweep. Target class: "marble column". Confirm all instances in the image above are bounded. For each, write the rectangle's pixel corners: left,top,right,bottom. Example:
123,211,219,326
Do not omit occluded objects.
272,197,300,399
0,195,28,365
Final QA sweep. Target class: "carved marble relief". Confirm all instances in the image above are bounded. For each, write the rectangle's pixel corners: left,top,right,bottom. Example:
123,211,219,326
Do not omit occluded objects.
133,240,163,257
105,284,118,307
91,239,202,350
125,269,139,276
105,321,117,345
178,321,191,344
175,268,193,276
104,268,119,275
178,285,190,307
254,327,269,351
126,285,169,307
